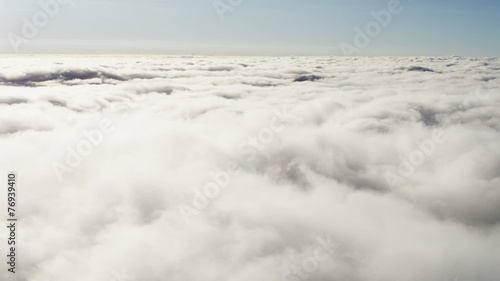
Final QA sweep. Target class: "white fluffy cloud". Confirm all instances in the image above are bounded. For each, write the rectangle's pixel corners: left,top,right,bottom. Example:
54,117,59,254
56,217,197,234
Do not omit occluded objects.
0,55,499,281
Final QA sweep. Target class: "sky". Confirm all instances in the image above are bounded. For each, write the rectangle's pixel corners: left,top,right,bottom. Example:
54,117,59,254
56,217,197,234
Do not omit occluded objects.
0,0,499,56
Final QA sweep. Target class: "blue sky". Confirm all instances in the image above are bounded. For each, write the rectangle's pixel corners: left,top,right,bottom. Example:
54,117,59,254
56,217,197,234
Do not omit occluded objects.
0,0,499,56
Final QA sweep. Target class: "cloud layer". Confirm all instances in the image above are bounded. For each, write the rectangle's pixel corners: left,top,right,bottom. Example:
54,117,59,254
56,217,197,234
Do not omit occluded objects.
0,55,499,281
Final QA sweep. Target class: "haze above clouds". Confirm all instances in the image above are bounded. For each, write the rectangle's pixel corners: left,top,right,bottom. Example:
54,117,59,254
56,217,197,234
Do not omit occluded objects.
1,0,500,56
